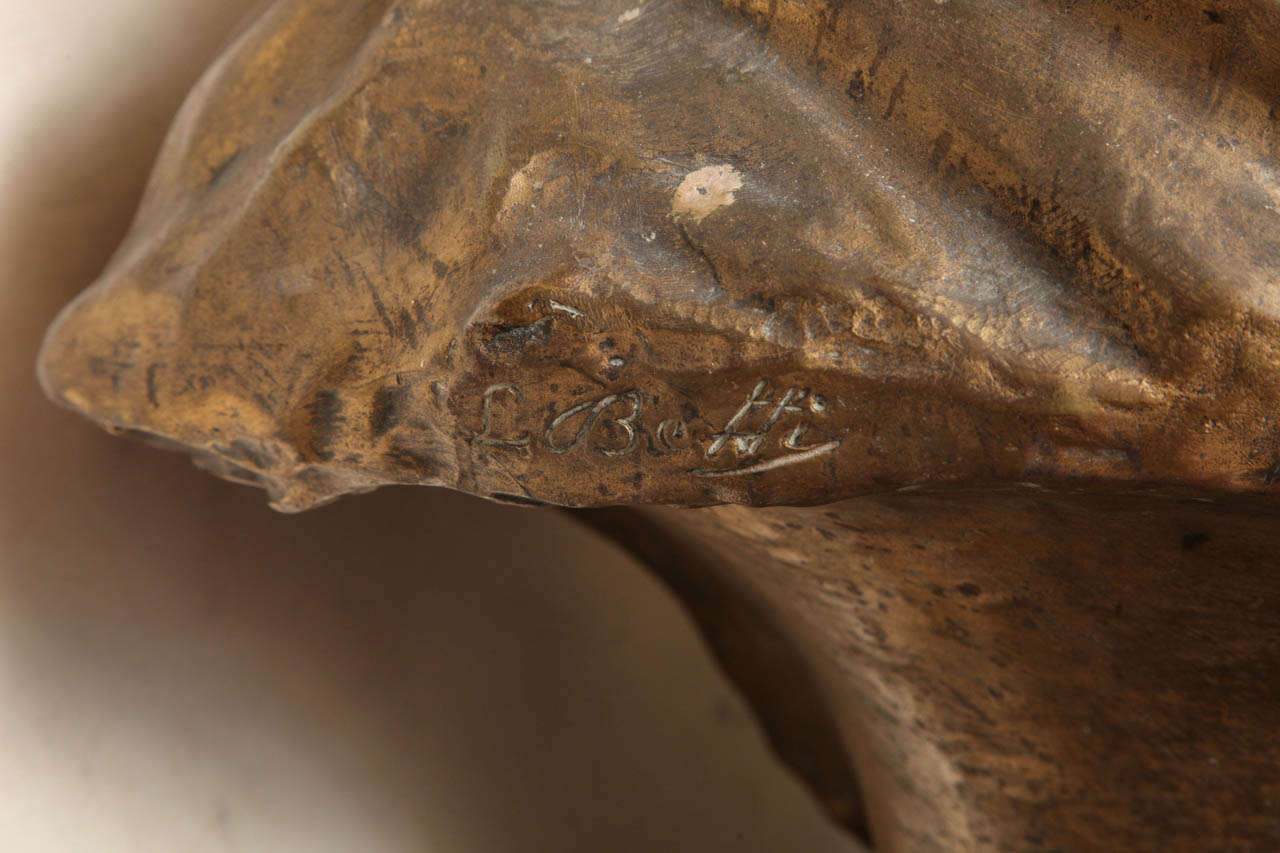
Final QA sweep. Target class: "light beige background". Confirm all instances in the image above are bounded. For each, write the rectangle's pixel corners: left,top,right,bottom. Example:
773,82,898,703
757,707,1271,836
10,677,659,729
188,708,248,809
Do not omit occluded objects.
0,1,862,850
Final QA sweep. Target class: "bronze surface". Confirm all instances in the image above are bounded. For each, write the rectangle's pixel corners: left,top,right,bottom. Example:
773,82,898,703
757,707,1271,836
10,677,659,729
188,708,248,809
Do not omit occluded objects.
36,1,1280,849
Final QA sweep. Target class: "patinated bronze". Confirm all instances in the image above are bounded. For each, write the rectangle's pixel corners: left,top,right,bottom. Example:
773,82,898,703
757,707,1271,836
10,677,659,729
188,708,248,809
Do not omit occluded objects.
36,0,1280,849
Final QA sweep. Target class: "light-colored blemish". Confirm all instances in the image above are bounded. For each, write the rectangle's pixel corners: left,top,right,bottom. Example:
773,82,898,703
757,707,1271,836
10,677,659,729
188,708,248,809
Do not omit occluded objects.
672,164,743,224
608,356,625,368
547,300,587,319
61,388,90,410
618,7,642,24
693,441,841,477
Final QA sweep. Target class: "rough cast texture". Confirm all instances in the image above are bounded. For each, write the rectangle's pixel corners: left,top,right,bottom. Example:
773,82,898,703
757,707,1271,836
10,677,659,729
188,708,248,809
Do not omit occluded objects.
37,0,1280,850
37,0,1280,511
588,492,1280,849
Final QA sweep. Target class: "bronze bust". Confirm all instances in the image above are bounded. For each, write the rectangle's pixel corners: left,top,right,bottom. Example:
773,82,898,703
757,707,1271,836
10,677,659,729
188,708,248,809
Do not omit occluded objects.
38,1,1280,848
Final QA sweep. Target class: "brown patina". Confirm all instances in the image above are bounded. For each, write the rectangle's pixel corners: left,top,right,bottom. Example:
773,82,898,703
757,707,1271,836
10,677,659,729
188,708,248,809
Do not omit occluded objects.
38,1,1280,848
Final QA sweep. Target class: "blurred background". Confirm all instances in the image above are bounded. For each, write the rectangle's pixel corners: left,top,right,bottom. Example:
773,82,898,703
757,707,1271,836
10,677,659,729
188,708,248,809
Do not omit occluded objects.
0,1,861,850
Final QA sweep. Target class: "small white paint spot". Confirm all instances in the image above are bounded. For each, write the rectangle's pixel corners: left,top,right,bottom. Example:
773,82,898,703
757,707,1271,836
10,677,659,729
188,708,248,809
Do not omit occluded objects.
643,230,657,242
672,164,743,224
618,6,642,23
608,356,625,369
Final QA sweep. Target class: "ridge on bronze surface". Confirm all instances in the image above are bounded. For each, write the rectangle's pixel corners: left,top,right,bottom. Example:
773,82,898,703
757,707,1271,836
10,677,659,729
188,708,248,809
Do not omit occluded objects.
36,0,1280,512
36,0,1280,849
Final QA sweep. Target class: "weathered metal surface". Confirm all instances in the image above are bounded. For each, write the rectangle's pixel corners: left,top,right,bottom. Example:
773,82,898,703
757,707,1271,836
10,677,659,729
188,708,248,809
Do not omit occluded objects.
37,0,1280,512
36,0,1280,849
588,491,1280,849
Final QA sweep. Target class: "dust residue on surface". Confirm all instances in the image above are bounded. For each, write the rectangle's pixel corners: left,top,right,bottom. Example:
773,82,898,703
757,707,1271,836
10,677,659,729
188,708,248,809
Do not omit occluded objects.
672,164,743,224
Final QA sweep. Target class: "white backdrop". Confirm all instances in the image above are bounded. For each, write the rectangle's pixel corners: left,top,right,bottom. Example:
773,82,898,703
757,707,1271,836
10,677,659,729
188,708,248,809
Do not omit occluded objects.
0,1,861,851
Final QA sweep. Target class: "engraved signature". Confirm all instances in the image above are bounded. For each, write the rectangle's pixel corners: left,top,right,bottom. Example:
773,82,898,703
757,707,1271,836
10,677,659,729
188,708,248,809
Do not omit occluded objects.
546,391,642,457
470,378,842,475
472,384,529,448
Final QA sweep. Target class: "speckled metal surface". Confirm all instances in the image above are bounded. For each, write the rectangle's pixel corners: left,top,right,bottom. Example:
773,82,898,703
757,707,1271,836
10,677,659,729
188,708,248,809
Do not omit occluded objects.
37,1,1280,848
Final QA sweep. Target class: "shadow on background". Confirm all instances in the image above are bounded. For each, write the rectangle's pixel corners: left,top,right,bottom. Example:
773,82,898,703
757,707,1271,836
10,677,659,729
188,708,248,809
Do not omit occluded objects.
0,1,860,850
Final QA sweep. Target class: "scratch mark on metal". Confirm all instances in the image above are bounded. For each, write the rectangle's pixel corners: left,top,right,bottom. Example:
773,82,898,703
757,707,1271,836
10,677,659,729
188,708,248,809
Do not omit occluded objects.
548,299,587,319
692,440,841,476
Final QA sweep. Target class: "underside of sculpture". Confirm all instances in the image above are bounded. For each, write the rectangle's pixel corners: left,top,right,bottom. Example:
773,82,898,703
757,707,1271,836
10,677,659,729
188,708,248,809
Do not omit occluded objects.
36,1,1280,849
